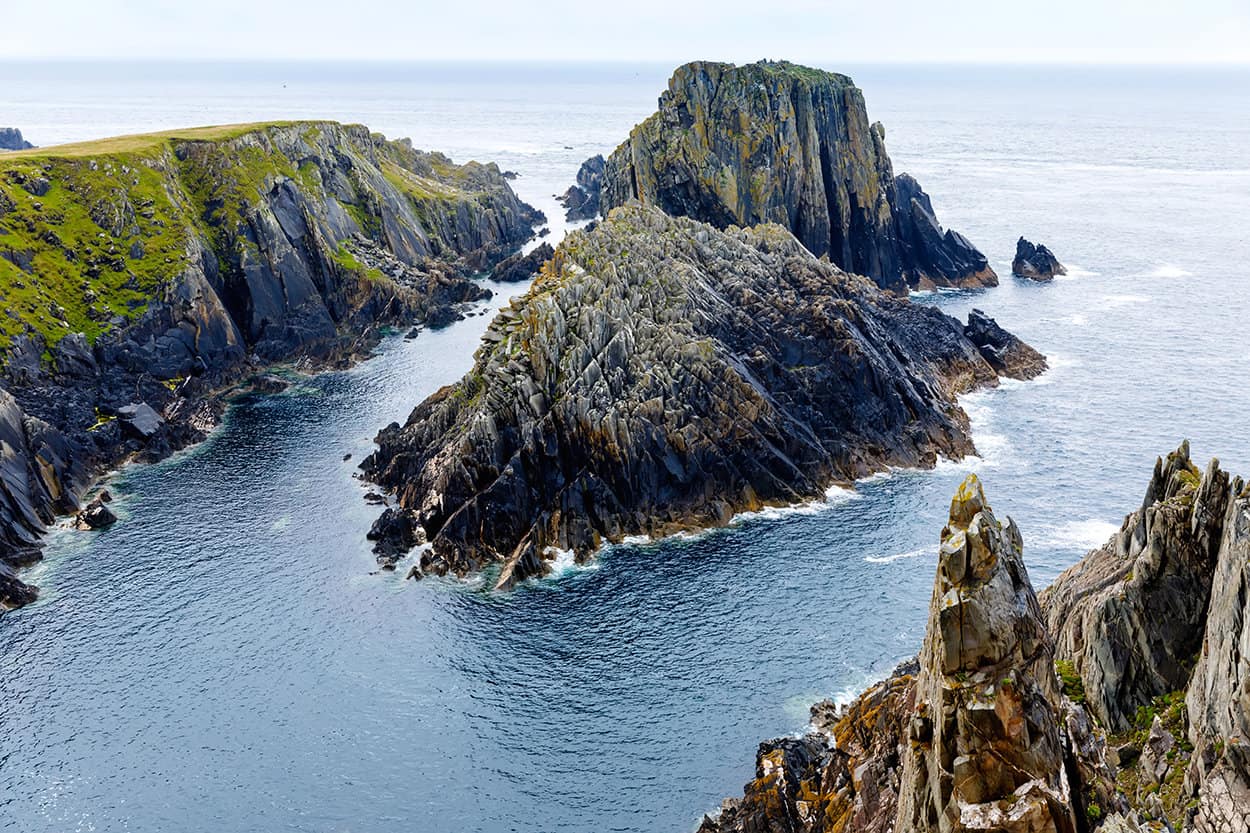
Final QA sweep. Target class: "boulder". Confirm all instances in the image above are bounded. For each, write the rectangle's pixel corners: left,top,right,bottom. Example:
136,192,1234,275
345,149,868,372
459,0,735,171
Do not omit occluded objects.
1013,237,1066,281
117,402,165,439
76,494,117,529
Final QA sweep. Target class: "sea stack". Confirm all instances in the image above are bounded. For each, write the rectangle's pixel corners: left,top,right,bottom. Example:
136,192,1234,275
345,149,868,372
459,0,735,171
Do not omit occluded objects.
558,154,605,221
1012,237,1066,280
0,128,35,151
599,60,997,294
360,205,1043,586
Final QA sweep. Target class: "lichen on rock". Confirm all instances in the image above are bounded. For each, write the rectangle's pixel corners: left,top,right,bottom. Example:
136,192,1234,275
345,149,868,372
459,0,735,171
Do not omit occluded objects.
361,204,1042,585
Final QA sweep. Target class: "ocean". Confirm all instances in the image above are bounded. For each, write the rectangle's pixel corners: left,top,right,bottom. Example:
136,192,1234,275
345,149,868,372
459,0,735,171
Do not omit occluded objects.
1,61,1248,832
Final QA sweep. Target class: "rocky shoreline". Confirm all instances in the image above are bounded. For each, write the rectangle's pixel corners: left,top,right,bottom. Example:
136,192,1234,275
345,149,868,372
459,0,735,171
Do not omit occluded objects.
700,443,1249,833
0,121,541,609
359,204,1044,586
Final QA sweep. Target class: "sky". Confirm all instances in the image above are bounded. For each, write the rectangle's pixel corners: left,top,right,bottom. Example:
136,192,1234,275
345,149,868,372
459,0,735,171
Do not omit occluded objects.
3,0,1248,64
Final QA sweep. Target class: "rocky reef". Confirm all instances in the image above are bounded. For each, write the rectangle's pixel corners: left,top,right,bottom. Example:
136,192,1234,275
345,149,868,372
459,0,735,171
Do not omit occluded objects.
558,155,604,221
0,128,35,151
599,61,996,294
702,446,1250,833
0,121,540,608
1013,237,1066,281
360,204,1042,586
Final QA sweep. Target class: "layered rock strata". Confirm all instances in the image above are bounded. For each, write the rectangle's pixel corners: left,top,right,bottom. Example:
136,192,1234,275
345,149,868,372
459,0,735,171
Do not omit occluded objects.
558,155,605,221
599,61,997,294
361,205,1043,586
1013,238,1066,281
0,121,540,607
701,476,1117,833
705,446,1250,833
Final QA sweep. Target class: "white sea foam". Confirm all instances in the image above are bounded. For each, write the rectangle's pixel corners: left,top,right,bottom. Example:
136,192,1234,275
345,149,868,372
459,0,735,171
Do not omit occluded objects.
1033,518,1120,551
864,547,931,564
1059,263,1099,279
541,545,599,579
1141,264,1193,279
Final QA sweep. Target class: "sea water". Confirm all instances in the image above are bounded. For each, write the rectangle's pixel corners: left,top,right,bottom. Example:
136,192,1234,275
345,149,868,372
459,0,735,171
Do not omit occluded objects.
1,61,1248,832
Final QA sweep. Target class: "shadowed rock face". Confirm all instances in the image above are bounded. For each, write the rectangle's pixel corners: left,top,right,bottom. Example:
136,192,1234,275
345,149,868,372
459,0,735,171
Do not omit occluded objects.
0,121,541,607
0,128,34,151
600,61,997,294
1041,442,1230,732
1013,237,1067,281
558,155,605,221
361,205,1043,586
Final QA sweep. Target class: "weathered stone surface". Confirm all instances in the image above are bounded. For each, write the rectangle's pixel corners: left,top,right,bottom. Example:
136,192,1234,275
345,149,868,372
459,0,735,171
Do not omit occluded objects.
895,475,1076,833
702,477,1121,833
963,308,1048,380
491,242,554,283
558,155,605,221
600,61,996,294
362,206,1042,585
0,128,34,151
1013,237,1066,281
1184,477,1250,833
1041,442,1229,732
0,121,540,608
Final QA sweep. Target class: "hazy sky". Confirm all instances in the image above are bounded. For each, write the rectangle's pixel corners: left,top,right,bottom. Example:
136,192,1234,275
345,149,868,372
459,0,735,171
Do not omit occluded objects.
4,0,1248,63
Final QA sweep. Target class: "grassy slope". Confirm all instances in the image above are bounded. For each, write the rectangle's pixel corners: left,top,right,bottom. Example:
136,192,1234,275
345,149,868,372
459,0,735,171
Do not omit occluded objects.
0,121,482,353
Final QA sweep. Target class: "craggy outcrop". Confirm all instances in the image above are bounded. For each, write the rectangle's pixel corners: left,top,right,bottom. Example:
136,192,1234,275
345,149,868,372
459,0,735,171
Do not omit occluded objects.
0,121,540,607
964,308,1048,380
361,205,1043,585
0,128,34,151
558,155,605,221
1013,237,1066,281
1185,478,1250,833
599,61,997,294
491,242,554,283
1041,443,1230,732
701,476,1118,833
895,475,1076,833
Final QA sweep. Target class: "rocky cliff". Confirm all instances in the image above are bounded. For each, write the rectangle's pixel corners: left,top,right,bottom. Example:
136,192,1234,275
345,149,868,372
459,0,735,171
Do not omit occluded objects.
558,155,605,221
701,475,1119,833
360,204,1042,586
703,448,1250,833
599,61,996,294
0,128,35,151
0,121,540,608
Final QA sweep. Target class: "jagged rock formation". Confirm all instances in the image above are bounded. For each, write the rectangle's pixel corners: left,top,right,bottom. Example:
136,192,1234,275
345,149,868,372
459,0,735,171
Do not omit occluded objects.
0,128,34,151
1013,238,1066,281
701,476,1119,833
361,205,1043,585
1185,478,1250,833
491,242,554,283
1041,443,1230,732
895,475,1076,833
705,448,1250,833
599,60,997,294
0,121,540,608
558,155,605,221
964,308,1048,379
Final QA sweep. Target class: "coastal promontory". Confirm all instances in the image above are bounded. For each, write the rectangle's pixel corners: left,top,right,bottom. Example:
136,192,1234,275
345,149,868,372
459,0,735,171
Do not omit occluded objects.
598,61,997,294
361,204,1043,586
0,121,540,608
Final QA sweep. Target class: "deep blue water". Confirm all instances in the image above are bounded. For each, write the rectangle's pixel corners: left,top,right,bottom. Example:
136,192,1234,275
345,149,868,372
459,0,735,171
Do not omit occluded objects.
2,62,1249,833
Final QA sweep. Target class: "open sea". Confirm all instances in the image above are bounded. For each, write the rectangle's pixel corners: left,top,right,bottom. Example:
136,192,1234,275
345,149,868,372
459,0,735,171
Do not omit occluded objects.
1,61,1248,832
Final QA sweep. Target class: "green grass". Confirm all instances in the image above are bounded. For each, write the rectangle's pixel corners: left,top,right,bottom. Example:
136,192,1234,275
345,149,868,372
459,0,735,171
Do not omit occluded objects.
1056,659,1087,704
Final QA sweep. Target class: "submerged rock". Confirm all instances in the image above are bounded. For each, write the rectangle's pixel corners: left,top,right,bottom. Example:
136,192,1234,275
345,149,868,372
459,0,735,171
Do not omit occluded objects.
600,60,996,294
361,205,1042,587
1013,237,1067,281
